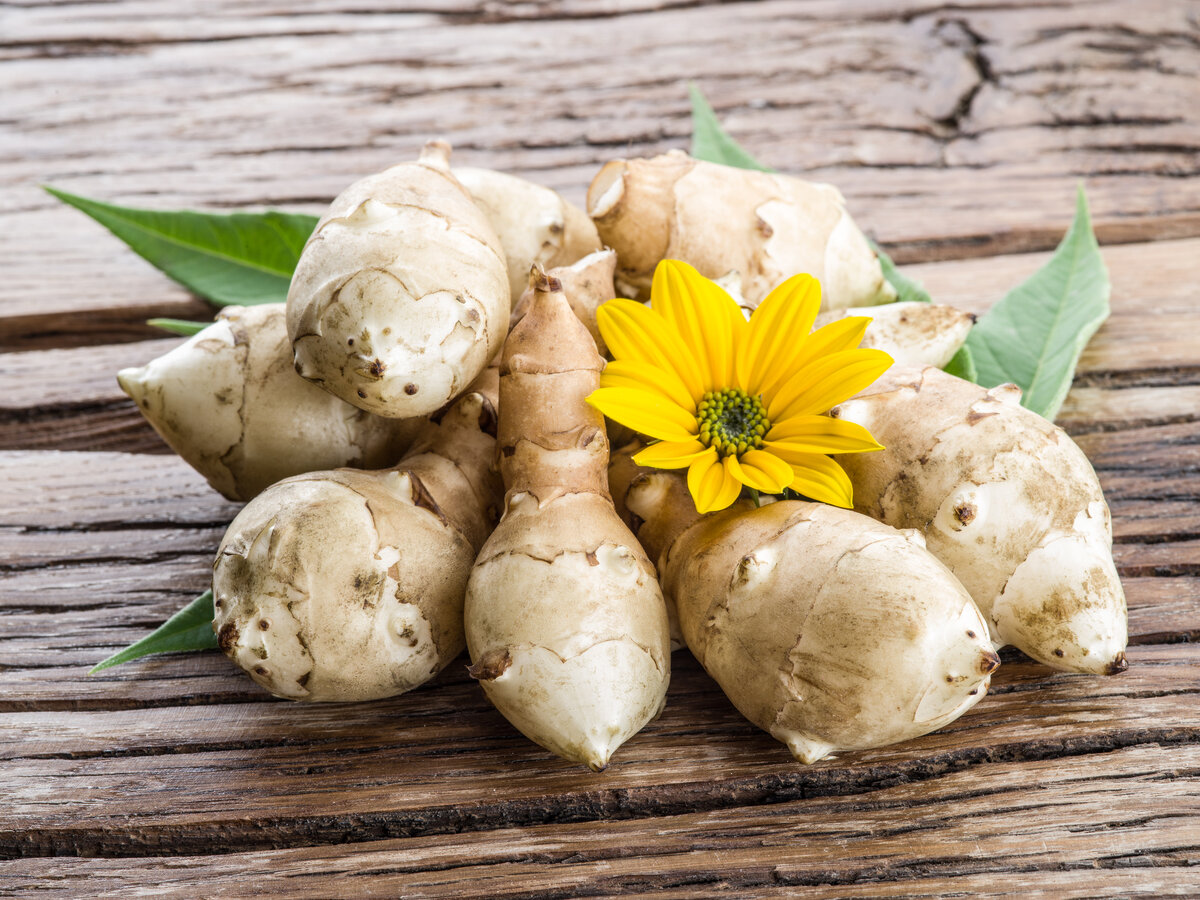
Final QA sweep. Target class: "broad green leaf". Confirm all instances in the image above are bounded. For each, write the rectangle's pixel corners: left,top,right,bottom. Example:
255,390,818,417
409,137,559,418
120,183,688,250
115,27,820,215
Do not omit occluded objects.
688,83,772,172
943,345,978,382
965,187,1109,420
147,317,210,336
90,591,217,673
871,240,933,305
45,186,317,307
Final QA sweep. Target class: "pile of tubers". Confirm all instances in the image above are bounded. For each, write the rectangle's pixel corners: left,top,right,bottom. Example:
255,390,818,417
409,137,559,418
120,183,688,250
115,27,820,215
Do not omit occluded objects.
120,143,1128,770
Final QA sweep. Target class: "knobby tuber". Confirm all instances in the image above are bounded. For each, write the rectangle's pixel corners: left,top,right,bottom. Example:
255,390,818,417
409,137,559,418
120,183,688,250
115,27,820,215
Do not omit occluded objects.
834,365,1128,675
455,167,602,302
464,270,670,771
211,369,502,701
586,150,896,311
610,457,999,764
288,141,510,419
118,304,421,501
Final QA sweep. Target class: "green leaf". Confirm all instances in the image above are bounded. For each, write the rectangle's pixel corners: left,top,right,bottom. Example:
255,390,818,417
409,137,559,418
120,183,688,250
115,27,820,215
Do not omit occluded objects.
871,241,933,305
45,186,317,307
688,83,773,172
147,317,211,336
964,186,1110,420
943,345,978,382
90,591,217,673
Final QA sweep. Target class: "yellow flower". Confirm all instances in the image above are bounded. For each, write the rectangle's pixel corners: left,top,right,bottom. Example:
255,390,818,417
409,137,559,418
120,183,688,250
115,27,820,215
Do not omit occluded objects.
587,260,891,514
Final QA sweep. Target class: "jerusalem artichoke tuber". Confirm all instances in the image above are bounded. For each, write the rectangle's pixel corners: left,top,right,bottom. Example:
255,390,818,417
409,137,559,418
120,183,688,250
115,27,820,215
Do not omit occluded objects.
211,369,502,702
464,270,671,771
586,150,895,311
833,365,1128,675
610,457,999,764
288,141,510,419
118,303,421,502
814,302,975,369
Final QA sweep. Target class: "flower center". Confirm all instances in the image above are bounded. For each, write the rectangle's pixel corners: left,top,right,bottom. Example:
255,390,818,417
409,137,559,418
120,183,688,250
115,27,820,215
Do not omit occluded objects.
697,388,770,457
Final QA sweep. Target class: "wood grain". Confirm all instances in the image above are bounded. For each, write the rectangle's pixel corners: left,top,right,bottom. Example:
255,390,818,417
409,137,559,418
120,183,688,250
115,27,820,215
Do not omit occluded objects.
4,0,1199,348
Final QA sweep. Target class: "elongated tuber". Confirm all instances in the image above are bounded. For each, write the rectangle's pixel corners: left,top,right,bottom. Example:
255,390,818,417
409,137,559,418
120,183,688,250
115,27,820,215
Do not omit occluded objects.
455,167,602,302
464,271,670,771
288,141,510,418
211,368,501,702
814,302,975,369
587,150,896,310
610,458,998,763
833,365,1128,675
118,304,421,501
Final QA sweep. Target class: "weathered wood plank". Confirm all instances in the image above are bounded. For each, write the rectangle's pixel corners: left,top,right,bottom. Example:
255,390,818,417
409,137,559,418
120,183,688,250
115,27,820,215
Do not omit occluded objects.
4,0,1199,347
0,643,1195,859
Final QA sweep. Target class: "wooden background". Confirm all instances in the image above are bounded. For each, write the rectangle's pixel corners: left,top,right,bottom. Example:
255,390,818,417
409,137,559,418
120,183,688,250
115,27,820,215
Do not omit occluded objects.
3,0,1200,895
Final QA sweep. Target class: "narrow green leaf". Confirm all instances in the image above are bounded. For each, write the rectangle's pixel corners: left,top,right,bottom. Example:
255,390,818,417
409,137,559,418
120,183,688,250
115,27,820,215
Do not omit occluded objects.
688,83,773,172
147,317,210,336
965,186,1110,420
871,241,934,305
45,186,317,307
90,591,217,673
943,345,978,382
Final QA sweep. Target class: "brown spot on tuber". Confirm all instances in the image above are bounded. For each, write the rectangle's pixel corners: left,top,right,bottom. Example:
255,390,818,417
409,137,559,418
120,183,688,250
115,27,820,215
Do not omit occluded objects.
357,390,367,399
755,215,773,238
966,409,998,425
258,619,270,631
1053,648,1065,658
979,650,1001,675
1106,652,1129,675
585,550,599,567
954,503,977,525
368,359,386,378
467,648,512,681
404,383,419,395
966,630,977,639
217,622,239,653
254,665,269,677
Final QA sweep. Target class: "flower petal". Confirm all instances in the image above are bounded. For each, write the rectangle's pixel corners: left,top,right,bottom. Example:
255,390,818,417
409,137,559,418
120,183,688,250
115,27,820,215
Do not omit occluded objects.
767,349,893,421
653,260,747,392
783,454,855,508
596,299,706,398
727,449,794,494
587,387,697,442
738,273,822,395
764,416,883,455
803,315,872,362
686,448,723,511
600,359,697,413
634,438,709,470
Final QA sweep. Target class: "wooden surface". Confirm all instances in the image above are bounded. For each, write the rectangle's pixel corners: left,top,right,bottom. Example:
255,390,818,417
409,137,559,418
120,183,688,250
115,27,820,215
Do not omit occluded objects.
3,0,1200,895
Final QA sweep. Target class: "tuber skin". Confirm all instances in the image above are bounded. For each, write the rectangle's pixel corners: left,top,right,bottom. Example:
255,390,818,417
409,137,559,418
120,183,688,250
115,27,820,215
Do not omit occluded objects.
210,369,502,702
509,248,618,356
117,303,421,502
454,167,602,303
609,456,999,764
814,302,975,369
464,270,671,771
833,365,1128,675
288,141,510,419
586,150,896,311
